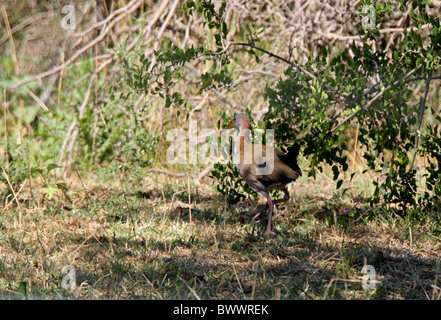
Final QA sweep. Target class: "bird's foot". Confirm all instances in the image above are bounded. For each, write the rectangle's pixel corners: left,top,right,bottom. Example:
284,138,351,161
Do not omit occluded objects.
265,229,277,237
251,203,268,221
251,212,262,221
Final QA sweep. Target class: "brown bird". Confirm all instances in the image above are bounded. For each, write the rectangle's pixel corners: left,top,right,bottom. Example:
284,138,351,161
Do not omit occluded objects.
228,113,302,236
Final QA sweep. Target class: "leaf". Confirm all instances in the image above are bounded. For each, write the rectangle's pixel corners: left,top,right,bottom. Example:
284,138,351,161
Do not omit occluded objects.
31,168,44,175
56,182,69,192
42,184,58,200
47,163,62,173
17,281,27,295
15,281,28,299
332,165,339,180
336,179,343,189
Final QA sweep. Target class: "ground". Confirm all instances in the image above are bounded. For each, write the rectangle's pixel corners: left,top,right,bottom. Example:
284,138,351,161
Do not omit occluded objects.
0,173,440,300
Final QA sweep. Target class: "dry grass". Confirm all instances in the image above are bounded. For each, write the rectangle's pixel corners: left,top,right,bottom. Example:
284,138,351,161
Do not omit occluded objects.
1,0,440,300
1,172,440,300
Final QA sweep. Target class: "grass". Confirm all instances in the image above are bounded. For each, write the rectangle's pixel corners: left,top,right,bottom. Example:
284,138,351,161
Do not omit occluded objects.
1,0,440,302
1,173,440,300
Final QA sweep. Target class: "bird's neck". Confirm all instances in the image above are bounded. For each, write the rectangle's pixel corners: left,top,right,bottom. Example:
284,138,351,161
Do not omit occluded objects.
236,127,250,149
233,128,251,169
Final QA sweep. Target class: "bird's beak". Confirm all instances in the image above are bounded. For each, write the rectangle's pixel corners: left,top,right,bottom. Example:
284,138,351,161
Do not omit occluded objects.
226,121,234,129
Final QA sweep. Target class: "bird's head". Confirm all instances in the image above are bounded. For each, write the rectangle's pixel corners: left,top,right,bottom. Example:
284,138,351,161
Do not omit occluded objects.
227,113,251,131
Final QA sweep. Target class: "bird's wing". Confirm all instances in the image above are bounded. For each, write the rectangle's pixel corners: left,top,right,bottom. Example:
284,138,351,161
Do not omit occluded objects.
252,158,300,184
238,142,301,188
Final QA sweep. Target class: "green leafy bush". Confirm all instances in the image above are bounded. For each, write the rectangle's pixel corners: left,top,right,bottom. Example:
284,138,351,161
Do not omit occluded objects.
118,0,440,217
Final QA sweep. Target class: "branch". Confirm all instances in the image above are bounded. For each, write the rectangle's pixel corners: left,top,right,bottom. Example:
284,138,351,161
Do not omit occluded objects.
0,165,21,210
149,163,215,181
0,11,52,45
199,41,345,96
72,0,141,48
148,168,190,178
229,42,318,81
329,66,420,134
318,24,433,42
204,41,319,83
324,72,441,136
409,72,432,170
405,75,441,84
10,0,142,90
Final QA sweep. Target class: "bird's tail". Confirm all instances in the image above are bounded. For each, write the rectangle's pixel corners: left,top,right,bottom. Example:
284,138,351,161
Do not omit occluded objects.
279,142,301,175
287,142,300,159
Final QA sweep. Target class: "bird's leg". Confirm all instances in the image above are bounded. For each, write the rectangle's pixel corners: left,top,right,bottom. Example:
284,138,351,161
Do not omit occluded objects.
252,202,268,220
265,196,276,236
253,189,288,222
273,188,290,204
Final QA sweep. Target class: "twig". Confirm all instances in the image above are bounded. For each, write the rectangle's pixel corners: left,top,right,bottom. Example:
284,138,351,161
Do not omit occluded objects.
204,41,319,83
2,178,27,212
232,264,246,299
405,75,441,84
58,119,78,168
62,65,97,166
73,0,141,48
409,72,432,171
59,58,112,167
318,24,433,42
177,276,201,300
0,11,52,45
10,0,141,90
23,87,50,112
385,6,411,52
153,0,180,52
195,163,215,181
149,163,216,181
144,0,171,72
182,15,192,47
232,68,279,78
329,67,420,134
0,164,21,210
141,273,164,299
148,168,190,177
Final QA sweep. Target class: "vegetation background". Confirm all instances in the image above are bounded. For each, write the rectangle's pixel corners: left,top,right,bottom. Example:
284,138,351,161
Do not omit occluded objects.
0,0,440,299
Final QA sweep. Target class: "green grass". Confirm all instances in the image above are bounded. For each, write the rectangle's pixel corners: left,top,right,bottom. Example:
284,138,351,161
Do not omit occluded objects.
0,175,440,300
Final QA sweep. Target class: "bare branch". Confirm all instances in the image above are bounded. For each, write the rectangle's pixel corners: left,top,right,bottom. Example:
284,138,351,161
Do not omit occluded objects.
10,0,142,90
318,24,433,42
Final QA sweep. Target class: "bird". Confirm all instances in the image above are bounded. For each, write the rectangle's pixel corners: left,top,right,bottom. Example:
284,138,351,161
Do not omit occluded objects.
228,113,302,236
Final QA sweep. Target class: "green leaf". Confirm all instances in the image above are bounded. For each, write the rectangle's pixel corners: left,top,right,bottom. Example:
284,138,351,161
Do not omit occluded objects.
56,182,69,192
31,168,44,175
15,281,28,299
17,281,27,295
42,184,58,200
47,163,62,173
